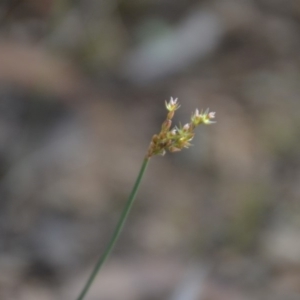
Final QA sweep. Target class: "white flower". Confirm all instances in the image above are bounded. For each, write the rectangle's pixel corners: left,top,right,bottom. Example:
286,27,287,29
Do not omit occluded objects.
170,97,178,105
191,108,216,125
165,97,180,111
170,129,177,135
183,123,190,131
208,111,215,119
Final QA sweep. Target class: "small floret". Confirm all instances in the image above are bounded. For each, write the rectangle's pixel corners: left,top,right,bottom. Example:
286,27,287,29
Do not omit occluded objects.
191,108,216,126
165,97,180,112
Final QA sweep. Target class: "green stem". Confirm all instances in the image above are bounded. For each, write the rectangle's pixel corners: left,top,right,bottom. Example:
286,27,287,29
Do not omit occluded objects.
76,157,150,300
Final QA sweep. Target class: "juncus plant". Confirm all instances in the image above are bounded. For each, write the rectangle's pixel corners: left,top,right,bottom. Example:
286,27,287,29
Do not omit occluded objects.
76,98,216,300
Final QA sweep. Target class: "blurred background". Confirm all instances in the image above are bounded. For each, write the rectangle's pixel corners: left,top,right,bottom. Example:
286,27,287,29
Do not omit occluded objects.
0,0,300,299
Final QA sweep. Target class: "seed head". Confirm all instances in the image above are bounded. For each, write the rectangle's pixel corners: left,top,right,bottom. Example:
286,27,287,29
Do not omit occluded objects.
146,98,216,158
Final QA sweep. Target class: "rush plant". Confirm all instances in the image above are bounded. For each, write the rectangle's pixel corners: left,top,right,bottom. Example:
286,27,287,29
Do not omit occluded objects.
76,97,216,300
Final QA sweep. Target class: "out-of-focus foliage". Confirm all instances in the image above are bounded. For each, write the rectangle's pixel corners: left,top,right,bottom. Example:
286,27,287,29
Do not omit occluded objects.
1,0,300,299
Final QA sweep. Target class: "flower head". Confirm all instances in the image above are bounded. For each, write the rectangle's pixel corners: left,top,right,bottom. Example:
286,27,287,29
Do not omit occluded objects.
147,98,216,158
165,97,180,112
191,108,216,126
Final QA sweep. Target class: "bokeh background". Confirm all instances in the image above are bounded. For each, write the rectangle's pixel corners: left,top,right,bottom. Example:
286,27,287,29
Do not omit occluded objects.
0,0,300,299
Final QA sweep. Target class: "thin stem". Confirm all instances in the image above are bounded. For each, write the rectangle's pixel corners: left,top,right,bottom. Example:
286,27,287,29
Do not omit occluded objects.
76,157,150,300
